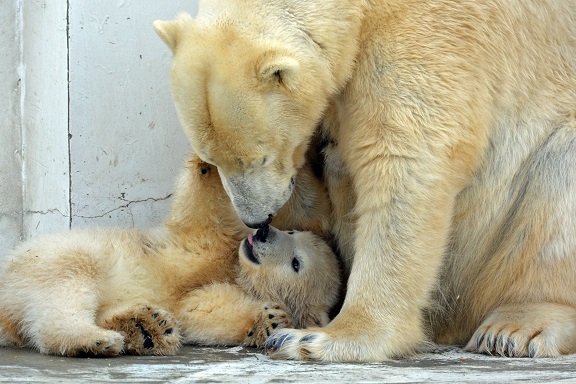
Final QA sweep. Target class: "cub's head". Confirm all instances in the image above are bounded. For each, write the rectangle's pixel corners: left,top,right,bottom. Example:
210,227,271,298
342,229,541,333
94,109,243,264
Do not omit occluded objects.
153,11,335,227
237,226,341,328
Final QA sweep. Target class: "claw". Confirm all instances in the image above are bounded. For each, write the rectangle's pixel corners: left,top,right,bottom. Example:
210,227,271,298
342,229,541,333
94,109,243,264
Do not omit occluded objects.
265,333,293,352
476,333,485,350
300,334,317,343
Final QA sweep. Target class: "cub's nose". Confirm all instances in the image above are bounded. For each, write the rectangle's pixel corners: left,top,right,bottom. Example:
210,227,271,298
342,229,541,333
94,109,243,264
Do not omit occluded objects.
251,215,273,242
254,224,270,243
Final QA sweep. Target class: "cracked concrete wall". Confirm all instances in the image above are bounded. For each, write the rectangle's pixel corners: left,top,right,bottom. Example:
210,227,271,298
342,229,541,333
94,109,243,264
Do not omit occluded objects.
21,0,70,240
0,1,196,261
68,1,192,228
1,0,70,259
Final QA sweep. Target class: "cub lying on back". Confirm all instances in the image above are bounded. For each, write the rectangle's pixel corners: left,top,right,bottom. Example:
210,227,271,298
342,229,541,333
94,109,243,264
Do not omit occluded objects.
0,156,340,356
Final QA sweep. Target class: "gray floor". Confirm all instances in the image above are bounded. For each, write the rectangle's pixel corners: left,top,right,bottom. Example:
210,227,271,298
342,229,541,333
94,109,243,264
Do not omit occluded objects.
1,345,576,383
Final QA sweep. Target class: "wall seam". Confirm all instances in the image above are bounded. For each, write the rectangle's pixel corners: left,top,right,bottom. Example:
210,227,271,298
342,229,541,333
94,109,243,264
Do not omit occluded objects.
67,0,72,229
16,0,25,241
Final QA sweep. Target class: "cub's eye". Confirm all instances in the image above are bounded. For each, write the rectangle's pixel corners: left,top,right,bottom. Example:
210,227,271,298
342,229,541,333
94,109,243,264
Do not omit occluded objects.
288,231,294,235
291,257,300,273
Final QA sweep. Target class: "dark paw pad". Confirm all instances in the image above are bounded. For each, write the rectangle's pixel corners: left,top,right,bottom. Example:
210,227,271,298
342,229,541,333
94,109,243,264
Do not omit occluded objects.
104,305,180,356
135,322,154,350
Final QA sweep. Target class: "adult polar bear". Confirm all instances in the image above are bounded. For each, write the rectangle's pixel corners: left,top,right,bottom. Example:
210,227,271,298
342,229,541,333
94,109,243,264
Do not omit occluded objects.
154,0,576,361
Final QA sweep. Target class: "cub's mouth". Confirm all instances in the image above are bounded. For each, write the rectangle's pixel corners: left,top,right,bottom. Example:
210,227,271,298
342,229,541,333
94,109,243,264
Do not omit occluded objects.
242,234,260,264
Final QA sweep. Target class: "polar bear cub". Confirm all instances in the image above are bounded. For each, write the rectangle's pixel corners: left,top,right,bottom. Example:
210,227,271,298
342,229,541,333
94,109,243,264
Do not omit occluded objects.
0,156,340,356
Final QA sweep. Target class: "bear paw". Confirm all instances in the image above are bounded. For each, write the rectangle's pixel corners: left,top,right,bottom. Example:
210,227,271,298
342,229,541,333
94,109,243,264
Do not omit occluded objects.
265,328,330,360
265,326,407,362
45,328,125,357
465,303,576,357
79,330,125,356
104,306,181,355
244,303,293,348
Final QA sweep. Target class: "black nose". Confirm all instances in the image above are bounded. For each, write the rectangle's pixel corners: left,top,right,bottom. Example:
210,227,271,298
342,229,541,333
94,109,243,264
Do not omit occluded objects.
254,224,270,243
252,215,273,242
245,214,273,230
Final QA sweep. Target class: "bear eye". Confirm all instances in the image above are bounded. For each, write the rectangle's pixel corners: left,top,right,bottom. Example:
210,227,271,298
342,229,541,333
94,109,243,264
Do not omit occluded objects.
291,257,300,273
288,231,294,235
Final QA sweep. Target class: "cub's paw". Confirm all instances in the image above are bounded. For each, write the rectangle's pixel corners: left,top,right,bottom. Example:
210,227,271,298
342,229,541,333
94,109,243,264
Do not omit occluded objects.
48,328,125,357
104,306,181,355
465,303,576,357
244,303,293,348
79,330,125,357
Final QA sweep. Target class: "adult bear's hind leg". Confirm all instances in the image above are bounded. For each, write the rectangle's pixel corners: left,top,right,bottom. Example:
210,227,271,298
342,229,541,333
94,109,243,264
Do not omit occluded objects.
466,303,576,357
465,117,576,357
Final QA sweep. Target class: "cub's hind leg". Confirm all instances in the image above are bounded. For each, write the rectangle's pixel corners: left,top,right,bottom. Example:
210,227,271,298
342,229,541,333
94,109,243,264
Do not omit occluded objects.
17,275,124,356
0,248,124,356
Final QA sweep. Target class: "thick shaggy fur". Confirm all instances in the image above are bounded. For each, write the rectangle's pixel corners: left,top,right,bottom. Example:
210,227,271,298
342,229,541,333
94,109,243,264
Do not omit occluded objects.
0,156,340,356
155,0,576,361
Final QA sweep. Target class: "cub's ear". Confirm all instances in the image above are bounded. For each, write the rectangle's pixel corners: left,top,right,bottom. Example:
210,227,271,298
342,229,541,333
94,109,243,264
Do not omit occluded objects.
153,13,192,52
257,52,300,91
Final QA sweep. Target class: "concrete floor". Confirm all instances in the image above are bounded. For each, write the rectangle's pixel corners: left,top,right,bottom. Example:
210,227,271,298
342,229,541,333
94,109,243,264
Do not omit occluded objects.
1,345,576,383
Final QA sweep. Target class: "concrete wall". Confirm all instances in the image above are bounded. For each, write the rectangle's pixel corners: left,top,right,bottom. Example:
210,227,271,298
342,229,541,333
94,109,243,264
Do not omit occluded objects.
0,0,23,258
20,0,70,241
0,0,197,260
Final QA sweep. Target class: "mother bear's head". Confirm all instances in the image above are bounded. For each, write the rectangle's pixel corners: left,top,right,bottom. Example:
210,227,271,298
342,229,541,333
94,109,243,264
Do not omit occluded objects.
153,6,346,227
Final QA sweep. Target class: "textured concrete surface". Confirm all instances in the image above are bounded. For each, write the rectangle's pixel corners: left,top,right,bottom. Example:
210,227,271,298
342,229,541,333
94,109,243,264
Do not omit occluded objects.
1,345,576,383
0,0,195,259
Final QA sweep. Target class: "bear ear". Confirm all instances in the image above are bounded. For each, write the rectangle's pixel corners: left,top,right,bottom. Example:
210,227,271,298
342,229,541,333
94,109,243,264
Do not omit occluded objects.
153,13,192,52
257,53,300,91
153,20,180,52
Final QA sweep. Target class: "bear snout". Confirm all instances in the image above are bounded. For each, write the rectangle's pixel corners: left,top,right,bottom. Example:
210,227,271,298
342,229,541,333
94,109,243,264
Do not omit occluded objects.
245,214,274,230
